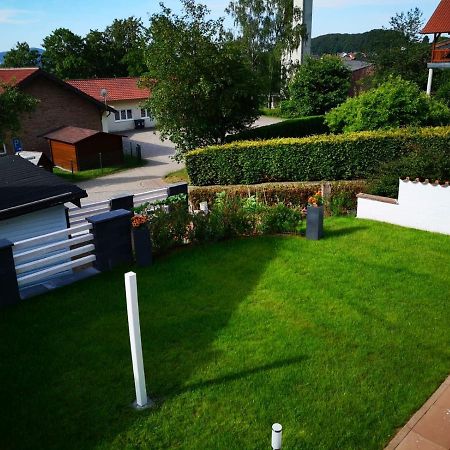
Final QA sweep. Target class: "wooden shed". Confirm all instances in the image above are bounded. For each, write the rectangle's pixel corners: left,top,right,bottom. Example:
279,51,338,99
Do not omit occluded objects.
43,126,124,171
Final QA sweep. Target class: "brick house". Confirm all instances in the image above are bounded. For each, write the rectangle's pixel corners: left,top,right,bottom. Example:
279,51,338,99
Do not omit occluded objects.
67,77,154,132
0,68,114,155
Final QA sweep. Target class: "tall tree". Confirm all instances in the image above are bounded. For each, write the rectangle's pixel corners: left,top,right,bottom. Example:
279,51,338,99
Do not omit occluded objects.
2,42,41,67
42,28,87,79
143,0,261,160
103,17,147,76
0,83,38,146
388,7,424,43
226,0,305,97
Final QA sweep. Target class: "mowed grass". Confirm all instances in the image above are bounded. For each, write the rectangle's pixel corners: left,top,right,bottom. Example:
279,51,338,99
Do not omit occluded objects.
163,167,189,183
0,218,449,450
54,155,146,182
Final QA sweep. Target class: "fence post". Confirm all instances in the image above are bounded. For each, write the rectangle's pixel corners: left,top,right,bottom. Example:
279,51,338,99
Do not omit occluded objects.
167,182,189,210
110,194,134,212
0,239,21,307
87,209,133,272
124,271,152,409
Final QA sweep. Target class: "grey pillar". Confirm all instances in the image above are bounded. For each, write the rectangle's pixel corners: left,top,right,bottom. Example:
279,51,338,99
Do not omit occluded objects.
0,239,20,307
87,209,133,272
167,182,188,198
167,182,189,210
110,194,134,212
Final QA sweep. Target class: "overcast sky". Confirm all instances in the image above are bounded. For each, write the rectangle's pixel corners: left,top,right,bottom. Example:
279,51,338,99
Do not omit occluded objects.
0,0,439,51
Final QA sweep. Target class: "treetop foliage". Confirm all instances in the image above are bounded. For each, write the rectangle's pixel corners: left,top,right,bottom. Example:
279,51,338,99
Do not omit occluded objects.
143,0,261,159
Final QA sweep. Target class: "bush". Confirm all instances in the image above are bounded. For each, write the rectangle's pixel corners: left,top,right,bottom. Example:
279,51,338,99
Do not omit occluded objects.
185,127,450,186
225,116,328,143
189,180,367,212
326,77,450,133
141,192,304,253
368,147,450,198
281,55,351,117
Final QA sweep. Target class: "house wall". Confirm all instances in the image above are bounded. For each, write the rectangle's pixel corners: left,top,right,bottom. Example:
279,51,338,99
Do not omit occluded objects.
17,75,103,154
350,65,374,97
0,205,68,242
102,100,155,132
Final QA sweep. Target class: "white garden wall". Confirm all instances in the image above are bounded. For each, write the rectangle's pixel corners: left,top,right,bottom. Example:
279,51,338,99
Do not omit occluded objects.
357,179,450,235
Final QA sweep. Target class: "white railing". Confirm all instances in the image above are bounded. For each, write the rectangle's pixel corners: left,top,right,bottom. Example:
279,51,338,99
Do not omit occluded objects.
67,187,169,227
13,224,96,288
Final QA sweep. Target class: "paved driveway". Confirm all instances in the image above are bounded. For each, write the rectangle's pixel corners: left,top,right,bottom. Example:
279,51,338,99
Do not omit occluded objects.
78,116,282,203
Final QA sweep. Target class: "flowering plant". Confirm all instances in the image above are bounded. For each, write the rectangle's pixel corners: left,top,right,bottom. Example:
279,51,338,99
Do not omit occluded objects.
131,214,149,229
307,191,323,207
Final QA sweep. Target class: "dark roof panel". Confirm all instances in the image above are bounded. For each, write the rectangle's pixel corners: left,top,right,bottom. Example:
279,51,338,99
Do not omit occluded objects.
0,155,87,220
43,126,101,144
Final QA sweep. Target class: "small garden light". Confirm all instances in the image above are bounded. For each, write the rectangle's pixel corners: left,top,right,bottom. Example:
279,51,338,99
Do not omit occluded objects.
271,423,282,450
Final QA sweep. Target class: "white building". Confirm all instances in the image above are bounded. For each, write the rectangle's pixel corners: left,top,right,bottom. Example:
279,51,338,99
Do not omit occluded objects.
68,77,155,133
282,0,313,68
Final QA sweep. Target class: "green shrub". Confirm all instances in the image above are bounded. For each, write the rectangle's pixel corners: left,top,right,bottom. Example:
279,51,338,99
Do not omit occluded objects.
186,127,450,186
189,180,367,212
282,55,351,117
368,147,450,198
225,116,328,143
144,192,304,253
326,77,450,133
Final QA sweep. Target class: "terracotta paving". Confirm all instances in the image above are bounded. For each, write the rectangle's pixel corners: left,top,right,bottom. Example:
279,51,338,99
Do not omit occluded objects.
385,376,450,450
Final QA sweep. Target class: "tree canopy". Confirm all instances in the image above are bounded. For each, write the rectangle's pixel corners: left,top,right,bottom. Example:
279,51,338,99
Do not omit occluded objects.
143,0,261,160
2,42,41,68
281,55,351,117
0,83,38,145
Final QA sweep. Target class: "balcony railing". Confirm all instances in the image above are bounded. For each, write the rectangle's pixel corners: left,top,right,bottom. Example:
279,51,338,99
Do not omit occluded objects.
432,49,450,63
431,39,450,63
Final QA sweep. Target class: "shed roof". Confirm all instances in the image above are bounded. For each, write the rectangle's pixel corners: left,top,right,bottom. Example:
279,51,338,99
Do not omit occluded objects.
422,0,450,33
43,126,102,144
67,77,150,102
0,155,87,220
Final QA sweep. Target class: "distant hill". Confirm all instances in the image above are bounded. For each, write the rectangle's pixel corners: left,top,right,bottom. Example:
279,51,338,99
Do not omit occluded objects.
0,48,44,65
311,29,408,56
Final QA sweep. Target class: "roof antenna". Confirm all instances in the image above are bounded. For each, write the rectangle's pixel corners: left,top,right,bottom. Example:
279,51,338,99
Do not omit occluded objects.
100,88,110,116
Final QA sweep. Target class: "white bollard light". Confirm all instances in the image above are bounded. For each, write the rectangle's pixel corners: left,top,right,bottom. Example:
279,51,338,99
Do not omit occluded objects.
272,423,283,450
199,201,209,214
124,271,152,409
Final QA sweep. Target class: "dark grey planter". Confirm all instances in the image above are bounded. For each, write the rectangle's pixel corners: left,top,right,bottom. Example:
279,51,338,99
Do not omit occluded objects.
132,226,152,267
306,206,324,240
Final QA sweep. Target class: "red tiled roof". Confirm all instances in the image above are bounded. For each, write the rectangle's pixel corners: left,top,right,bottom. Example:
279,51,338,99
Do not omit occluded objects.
0,67,39,90
422,0,450,33
43,126,101,144
67,77,150,102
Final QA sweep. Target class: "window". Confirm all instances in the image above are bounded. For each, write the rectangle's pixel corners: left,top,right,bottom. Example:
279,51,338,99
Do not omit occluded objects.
141,108,148,118
115,109,133,121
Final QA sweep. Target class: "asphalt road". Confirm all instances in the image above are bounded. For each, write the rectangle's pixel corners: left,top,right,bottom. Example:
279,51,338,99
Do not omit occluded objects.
77,116,283,203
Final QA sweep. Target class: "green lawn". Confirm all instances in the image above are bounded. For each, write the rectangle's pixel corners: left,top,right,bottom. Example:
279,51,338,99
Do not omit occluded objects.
163,167,189,183
54,155,146,182
1,218,449,450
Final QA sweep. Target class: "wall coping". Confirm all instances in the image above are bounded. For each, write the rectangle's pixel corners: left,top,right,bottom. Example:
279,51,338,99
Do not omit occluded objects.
86,208,132,224
356,193,398,204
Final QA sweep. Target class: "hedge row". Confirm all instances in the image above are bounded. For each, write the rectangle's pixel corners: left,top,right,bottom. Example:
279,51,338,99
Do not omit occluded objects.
189,180,368,211
225,115,328,143
186,127,450,186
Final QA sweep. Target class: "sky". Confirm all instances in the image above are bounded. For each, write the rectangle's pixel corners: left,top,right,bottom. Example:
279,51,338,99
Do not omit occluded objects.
0,0,440,51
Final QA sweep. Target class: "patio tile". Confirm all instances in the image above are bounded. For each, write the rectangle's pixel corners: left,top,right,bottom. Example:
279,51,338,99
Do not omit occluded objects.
385,426,412,449
395,431,446,450
413,403,450,449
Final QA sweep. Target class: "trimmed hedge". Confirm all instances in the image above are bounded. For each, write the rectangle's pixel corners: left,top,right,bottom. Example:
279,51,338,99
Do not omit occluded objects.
225,116,328,143
189,180,368,212
186,127,450,186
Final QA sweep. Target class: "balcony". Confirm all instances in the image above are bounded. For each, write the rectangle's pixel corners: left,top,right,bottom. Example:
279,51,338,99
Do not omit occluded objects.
431,39,450,63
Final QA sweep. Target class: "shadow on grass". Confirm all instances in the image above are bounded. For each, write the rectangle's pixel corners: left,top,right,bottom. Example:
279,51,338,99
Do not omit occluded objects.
177,355,308,395
323,224,368,238
0,238,277,450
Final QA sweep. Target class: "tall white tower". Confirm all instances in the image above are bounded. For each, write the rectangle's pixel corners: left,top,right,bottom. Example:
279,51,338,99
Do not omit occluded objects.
283,0,313,67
